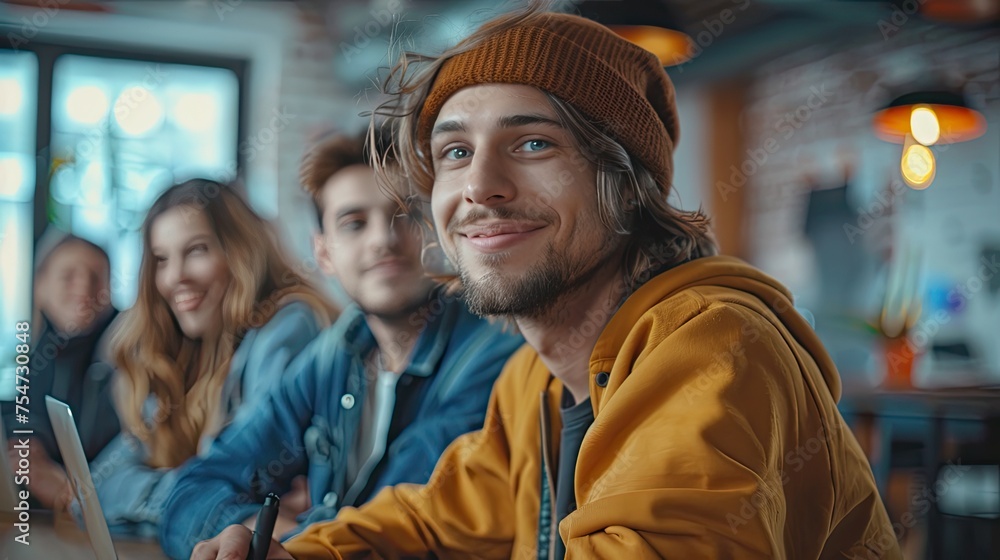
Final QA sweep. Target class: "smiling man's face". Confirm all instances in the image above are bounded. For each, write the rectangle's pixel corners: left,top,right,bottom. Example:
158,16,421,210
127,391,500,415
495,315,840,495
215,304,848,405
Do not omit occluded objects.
429,84,624,318
314,164,436,319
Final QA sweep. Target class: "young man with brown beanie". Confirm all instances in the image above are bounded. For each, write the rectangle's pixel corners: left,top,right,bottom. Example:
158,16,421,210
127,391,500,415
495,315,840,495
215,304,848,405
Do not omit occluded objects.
193,7,901,560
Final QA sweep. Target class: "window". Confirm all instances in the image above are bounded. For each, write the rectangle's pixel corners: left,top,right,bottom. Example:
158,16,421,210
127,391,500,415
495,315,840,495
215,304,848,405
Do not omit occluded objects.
49,55,240,308
0,38,245,400
0,50,38,400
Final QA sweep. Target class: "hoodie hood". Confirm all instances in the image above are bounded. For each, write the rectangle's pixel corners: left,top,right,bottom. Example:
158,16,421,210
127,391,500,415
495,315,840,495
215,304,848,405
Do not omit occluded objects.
593,255,841,401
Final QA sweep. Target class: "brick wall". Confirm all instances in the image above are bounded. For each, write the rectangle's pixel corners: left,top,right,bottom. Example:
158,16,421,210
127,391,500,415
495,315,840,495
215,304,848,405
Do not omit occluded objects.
272,7,366,303
737,23,1000,382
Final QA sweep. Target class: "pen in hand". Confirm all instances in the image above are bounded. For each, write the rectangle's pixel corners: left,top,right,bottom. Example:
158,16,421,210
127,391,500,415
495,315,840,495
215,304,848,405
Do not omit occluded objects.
247,493,281,560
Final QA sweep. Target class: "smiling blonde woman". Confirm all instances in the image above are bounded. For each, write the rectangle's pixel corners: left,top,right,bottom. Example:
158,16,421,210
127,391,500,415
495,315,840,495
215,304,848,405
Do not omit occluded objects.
88,179,335,536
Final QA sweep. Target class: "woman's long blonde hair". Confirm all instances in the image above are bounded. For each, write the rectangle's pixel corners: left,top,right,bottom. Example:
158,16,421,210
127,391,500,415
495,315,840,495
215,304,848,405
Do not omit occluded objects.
111,179,336,468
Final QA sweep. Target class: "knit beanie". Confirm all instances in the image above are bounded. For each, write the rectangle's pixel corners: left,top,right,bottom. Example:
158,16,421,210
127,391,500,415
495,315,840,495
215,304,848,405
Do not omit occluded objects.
417,12,680,190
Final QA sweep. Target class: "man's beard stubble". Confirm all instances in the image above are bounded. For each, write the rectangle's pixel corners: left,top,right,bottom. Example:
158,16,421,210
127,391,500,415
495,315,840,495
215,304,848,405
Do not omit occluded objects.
449,203,624,320
457,235,620,321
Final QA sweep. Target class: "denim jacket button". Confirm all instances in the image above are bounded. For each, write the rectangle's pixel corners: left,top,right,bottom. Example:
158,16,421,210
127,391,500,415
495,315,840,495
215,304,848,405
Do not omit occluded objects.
341,394,355,410
323,491,339,508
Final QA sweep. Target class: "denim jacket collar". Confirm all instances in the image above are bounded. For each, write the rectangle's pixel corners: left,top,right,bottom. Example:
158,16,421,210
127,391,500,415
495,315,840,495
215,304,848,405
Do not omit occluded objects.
341,289,462,379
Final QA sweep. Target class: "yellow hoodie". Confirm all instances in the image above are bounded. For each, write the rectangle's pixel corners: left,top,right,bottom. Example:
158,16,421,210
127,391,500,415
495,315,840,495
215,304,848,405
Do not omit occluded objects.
286,256,901,559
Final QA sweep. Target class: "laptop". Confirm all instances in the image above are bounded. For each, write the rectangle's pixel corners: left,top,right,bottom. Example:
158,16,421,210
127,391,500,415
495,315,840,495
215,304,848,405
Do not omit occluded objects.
46,395,119,560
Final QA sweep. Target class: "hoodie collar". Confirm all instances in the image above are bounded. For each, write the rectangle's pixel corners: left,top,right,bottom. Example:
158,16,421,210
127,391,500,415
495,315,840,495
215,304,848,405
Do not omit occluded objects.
589,255,840,399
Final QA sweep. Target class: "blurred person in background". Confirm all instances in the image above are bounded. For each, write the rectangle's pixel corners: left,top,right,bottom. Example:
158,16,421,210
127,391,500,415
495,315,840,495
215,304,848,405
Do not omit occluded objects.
88,179,336,536
3,230,119,511
159,132,523,559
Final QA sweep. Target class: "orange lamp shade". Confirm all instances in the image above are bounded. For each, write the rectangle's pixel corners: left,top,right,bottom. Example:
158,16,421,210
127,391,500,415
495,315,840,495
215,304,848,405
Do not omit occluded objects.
920,0,1000,23
610,25,694,66
873,92,987,144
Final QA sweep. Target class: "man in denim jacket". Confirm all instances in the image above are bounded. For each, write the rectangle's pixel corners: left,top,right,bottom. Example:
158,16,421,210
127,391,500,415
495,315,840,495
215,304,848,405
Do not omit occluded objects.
159,132,523,559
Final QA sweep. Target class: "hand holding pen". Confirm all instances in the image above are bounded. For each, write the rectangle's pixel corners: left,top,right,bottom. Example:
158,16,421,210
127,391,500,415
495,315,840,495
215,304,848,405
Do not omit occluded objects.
247,493,281,560
190,520,293,560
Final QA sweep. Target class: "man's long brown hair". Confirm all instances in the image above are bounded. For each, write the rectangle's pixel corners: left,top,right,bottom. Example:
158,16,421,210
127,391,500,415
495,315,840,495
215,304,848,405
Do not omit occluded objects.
110,179,336,468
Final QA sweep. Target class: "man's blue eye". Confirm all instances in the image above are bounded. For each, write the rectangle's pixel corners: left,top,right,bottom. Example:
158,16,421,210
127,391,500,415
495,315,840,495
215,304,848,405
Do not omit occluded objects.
522,139,549,152
448,147,470,160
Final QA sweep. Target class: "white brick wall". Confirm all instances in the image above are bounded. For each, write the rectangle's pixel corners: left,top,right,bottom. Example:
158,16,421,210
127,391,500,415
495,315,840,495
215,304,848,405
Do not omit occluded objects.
740,23,1000,382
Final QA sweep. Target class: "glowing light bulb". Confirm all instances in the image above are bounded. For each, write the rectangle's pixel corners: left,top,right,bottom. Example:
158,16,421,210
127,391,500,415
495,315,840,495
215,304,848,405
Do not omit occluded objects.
0,157,26,200
910,106,940,146
0,79,24,116
901,143,935,190
66,85,110,125
114,86,164,136
172,92,218,132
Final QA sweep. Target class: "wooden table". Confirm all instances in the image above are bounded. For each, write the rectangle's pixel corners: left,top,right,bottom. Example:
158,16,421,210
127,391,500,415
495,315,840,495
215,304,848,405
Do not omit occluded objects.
0,512,168,559
838,388,1000,560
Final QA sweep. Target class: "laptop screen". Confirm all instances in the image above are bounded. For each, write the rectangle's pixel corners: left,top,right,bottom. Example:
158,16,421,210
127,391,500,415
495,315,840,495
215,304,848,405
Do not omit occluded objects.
46,396,118,560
